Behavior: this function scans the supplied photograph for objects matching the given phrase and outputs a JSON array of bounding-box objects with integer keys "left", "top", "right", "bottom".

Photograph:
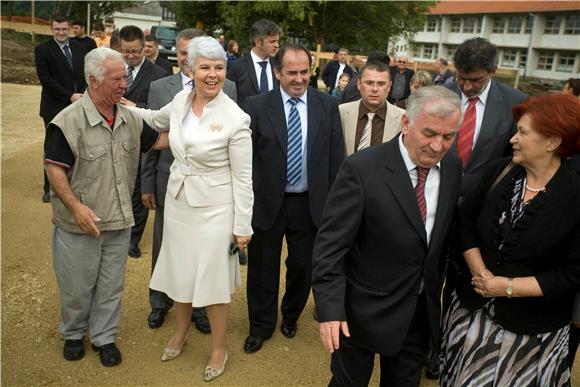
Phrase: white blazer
[
  {"left": 339, "top": 100, "right": 405, "bottom": 156},
  {"left": 134, "top": 89, "right": 253, "bottom": 237}
]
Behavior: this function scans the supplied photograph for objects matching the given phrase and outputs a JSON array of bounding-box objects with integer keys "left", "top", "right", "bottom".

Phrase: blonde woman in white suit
[{"left": 128, "top": 36, "right": 253, "bottom": 382}]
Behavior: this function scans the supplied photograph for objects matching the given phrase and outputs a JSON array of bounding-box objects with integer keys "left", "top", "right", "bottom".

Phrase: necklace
[{"left": 525, "top": 184, "right": 546, "bottom": 193}]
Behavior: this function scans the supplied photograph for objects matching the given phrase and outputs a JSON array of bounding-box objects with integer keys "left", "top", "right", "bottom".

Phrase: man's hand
[
  {"left": 319, "top": 320, "right": 350, "bottom": 353},
  {"left": 142, "top": 193, "right": 156, "bottom": 210},
  {"left": 69, "top": 93, "right": 83, "bottom": 103},
  {"left": 119, "top": 97, "right": 136, "bottom": 107},
  {"left": 71, "top": 202, "right": 101, "bottom": 237}
]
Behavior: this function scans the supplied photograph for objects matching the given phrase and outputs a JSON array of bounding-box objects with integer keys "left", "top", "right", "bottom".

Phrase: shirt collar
[
  {"left": 461, "top": 77, "right": 492, "bottom": 106},
  {"left": 398, "top": 134, "right": 441, "bottom": 173},
  {"left": 126, "top": 57, "right": 145, "bottom": 73},
  {"left": 358, "top": 100, "right": 387, "bottom": 121},
  {"left": 280, "top": 87, "right": 307, "bottom": 105},
  {"left": 54, "top": 37, "right": 69, "bottom": 49},
  {"left": 250, "top": 49, "right": 268, "bottom": 64},
  {"left": 181, "top": 72, "right": 193, "bottom": 89}
]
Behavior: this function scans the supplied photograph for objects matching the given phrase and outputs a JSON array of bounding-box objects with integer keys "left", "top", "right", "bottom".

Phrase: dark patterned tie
[
  {"left": 63, "top": 45, "right": 73, "bottom": 69},
  {"left": 126, "top": 66, "right": 134, "bottom": 90},
  {"left": 258, "top": 61, "right": 269, "bottom": 94},
  {"left": 415, "top": 167, "right": 429, "bottom": 224},
  {"left": 286, "top": 98, "right": 303, "bottom": 185}
]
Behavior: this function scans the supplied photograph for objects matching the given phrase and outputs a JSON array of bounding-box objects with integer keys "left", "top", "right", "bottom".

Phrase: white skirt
[{"left": 149, "top": 188, "right": 241, "bottom": 306}]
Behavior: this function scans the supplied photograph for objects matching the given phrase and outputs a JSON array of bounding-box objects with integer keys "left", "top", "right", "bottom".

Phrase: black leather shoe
[
  {"left": 92, "top": 343, "right": 122, "bottom": 367},
  {"left": 280, "top": 322, "right": 297, "bottom": 338},
  {"left": 128, "top": 245, "right": 141, "bottom": 258},
  {"left": 238, "top": 250, "right": 247, "bottom": 265},
  {"left": 42, "top": 192, "right": 50, "bottom": 203},
  {"left": 192, "top": 315, "right": 211, "bottom": 334},
  {"left": 244, "top": 335, "right": 268, "bottom": 353},
  {"left": 63, "top": 339, "right": 84, "bottom": 361},
  {"left": 148, "top": 308, "right": 167, "bottom": 329}
]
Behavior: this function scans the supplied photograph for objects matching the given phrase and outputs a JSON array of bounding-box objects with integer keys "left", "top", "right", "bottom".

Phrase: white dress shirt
[
  {"left": 181, "top": 72, "right": 194, "bottom": 91},
  {"left": 334, "top": 63, "right": 346, "bottom": 88},
  {"left": 250, "top": 50, "right": 274, "bottom": 92},
  {"left": 280, "top": 87, "right": 309, "bottom": 193},
  {"left": 460, "top": 78, "right": 491, "bottom": 149}
]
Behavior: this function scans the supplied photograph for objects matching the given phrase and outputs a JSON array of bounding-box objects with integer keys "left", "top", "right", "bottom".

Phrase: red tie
[
  {"left": 415, "top": 167, "right": 429, "bottom": 224},
  {"left": 457, "top": 98, "right": 478, "bottom": 168}
]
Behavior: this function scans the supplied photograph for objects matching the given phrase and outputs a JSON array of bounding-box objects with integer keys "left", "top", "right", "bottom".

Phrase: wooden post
[{"left": 31, "top": 0, "right": 35, "bottom": 44}]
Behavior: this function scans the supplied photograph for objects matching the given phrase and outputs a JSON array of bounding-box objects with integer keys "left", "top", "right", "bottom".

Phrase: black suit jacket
[
  {"left": 244, "top": 87, "right": 346, "bottom": 230},
  {"left": 152, "top": 56, "right": 173, "bottom": 76},
  {"left": 124, "top": 59, "right": 168, "bottom": 108},
  {"left": 35, "top": 38, "right": 86, "bottom": 122},
  {"left": 227, "top": 54, "right": 278, "bottom": 108},
  {"left": 312, "top": 137, "right": 462, "bottom": 355},
  {"left": 387, "top": 67, "right": 414, "bottom": 103},
  {"left": 322, "top": 60, "right": 355, "bottom": 92},
  {"left": 446, "top": 80, "right": 527, "bottom": 193}
]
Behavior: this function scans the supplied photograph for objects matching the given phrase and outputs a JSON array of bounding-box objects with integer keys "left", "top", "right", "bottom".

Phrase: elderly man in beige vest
[
  {"left": 44, "top": 47, "right": 168, "bottom": 367},
  {"left": 339, "top": 61, "right": 405, "bottom": 156}
]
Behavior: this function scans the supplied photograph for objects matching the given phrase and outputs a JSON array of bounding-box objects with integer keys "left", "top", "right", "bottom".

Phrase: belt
[
  {"left": 172, "top": 163, "right": 230, "bottom": 176},
  {"left": 284, "top": 191, "right": 308, "bottom": 197}
]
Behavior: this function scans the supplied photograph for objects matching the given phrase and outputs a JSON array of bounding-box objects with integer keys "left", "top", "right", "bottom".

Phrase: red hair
[{"left": 513, "top": 94, "right": 580, "bottom": 158}]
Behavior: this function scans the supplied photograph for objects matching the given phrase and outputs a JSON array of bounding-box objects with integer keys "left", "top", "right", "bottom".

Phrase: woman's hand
[
  {"left": 234, "top": 235, "right": 252, "bottom": 252},
  {"left": 471, "top": 272, "right": 510, "bottom": 298}
]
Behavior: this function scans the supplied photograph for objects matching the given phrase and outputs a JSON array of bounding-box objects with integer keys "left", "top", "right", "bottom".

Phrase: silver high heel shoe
[
  {"left": 203, "top": 352, "right": 228, "bottom": 382},
  {"left": 160, "top": 331, "right": 191, "bottom": 362}
]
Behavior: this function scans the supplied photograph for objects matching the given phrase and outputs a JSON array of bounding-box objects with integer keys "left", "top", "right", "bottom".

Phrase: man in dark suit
[
  {"left": 144, "top": 34, "right": 174, "bottom": 75},
  {"left": 388, "top": 55, "right": 414, "bottom": 108},
  {"left": 142, "top": 28, "right": 238, "bottom": 332},
  {"left": 35, "top": 14, "right": 87, "bottom": 203},
  {"left": 322, "top": 48, "right": 355, "bottom": 94},
  {"left": 242, "top": 44, "right": 345, "bottom": 353},
  {"left": 70, "top": 20, "right": 97, "bottom": 54},
  {"left": 227, "top": 19, "right": 281, "bottom": 108},
  {"left": 119, "top": 25, "right": 168, "bottom": 259},
  {"left": 312, "top": 86, "right": 463, "bottom": 386}
]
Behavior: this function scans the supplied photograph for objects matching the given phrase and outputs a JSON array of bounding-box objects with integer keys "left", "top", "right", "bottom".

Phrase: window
[
  {"left": 557, "top": 52, "right": 576, "bottom": 72},
  {"left": 536, "top": 51, "right": 554, "bottom": 70},
  {"left": 492, "top": 17, "right": 505, "bottom": 33},
  {"left": 446, "top": 46, "right": 457, "bottom": 61},
  {"left": 425, "top": 17, "right": 439, "bottom": 32},
  {"left": 463, "top": 17, "right": 477, "bottom": 33},
  {"left": 423, "top": 45, "right": 435, "bottom": 60},
  {"left": 525, "top": 14, "right": 534, "bottom": 34},
  {"left": 544, "top": 16, "right": 563, "bottom": 34},
  {"left": 519, "top": 52, "right": 527, "bottom": 68},
  {"left": 507, "top": 16, "right": 524, "bottom": 34},
  {"left": 450, "top": 17, "right": 461, "bottom": 32},
  {"left": 565, "top": 15, "right": 580, "bottom": 34},
  {"left": 476, "top": 17, "right": 482, "bottom": 33},
  {"left": 502, "top": 49, "right": 517, "bottom": 67}
]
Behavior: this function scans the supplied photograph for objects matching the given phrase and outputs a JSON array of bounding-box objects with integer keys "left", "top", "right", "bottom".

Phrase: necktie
[
  {"left": 457, "top": 98, "right": 478, "bottom": 168},
  {"left": 126, "top": 66, "right": 134, "bottom": 91},
  {"left": 415, "top": 167, "right": 429, "bottom": 224},
  {"left": 286, "top": 98, "right": 303, "bottom": 185},
  {"left": 258, "top": 61, "right": 269, "bottom": 94},
  {"left": 63, "top": 45, "right": 73, "bottom": 69},
  {"left": 357, "top": 112, "right": 375, "bottom": 152}
]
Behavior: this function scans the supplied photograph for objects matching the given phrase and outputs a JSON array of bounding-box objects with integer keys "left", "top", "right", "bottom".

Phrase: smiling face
[
  {"left": 71, "top": 24, "right": 84, "bottom": 38},
  {"left": 401, "top": 105, "right": 461, "bottom": 168},
  {"left": 52, "top": 21, "right": 70, "bottom": 44},
  {"left": 358, "top": 68, "right": 391, "bottom": 111},
  {"left": 188, "top": 56, "right": 226, "bottom": 99},
  {"left": 510, "top": 114, "right": 561, "bottom": 168},
  {"left": 275, "top": 49, "right": 310, "bottom": 98}
]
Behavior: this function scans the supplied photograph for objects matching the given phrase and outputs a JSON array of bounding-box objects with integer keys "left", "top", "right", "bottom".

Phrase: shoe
[
  {"left": 203, "top": 352, "right": 228, "bottom": 382},
  {"left": 161, "top": 330, "right": 191, "bottom": 362},
  {"left": 42, "top": 192, "right": 50, "bottom": 203},
  {"left": 128, "top": 244, "right": 141, "bottom": 258},
  {"left": 243, "top": 335, "right": 268, "bottom": 353},
  {"left": 238, "top": 250, "right": 247, "bottom": 265},
  {"left": 148, "top": 308, "right": 167, "bottom": 329},
  {"left": 63, "top": 339, "right": 85, "bottom": 361},
  {"left": 193, "top": 315, "right": 211, "bottom": 334},
  {"left": 280, "top": 322, "right": 297, "bottom": 338},
  {"left": 91, "top": 343, "right": 122, "bottom": 367}
]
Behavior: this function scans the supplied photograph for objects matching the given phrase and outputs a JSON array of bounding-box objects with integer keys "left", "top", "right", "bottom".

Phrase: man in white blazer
[{"left": 340, "top": 61, "right": 405, "bottom": 156}]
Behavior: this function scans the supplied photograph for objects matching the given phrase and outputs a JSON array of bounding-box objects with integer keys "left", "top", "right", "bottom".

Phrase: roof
[{"left": 429, "top": 1, "right": 580, "bottom": 15}]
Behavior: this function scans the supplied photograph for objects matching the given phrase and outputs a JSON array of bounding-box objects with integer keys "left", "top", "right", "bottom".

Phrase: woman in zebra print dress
[{"left": 440, "top": 94, "right": 580, "bottom": 387}]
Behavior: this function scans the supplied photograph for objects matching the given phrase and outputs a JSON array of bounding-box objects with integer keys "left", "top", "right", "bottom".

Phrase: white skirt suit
[{"left": 136, "top": 89, "right": 253, "bottom": 306}]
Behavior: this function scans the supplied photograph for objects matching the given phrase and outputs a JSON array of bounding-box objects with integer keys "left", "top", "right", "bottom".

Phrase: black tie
[{"left": 258, "top": 61, "right": 269, "bottom": 94}]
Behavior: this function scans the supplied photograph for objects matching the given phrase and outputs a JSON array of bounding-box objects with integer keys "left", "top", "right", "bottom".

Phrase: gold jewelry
[{"left": 506, "top": 278, "right": 513, "bottom": 298}]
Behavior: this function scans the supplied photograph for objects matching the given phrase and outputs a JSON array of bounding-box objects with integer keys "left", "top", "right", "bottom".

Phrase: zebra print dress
[{"left": 439, "top": 291, "right": 571, "bottom": 387}]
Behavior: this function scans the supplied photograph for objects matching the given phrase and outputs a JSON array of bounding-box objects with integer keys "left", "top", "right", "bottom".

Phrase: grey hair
[
  {"left": 187, "top": 36, "right": 226, "bottom": 72},
  {"left": 84, "top": 47, "right": 124, "bottom": 84},
  {"left": 407, "top": 85, "right": 462, "bottom": 125}
]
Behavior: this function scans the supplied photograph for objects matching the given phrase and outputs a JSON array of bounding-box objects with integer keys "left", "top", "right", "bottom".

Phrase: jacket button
[{"left": 496, "top": 260, "right": 501, "bottom": 267}]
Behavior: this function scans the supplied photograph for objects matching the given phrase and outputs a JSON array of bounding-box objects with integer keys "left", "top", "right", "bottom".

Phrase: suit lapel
[
  {"left": 306, "top": 88, "right": 321, "bottom": 159},
  {"left": 384, "top": 138, "right": 428, "bottom": 243},
  {"left": 269, "top": 57, "right": 279, "bottom": 89},
  {"left": 343, "top": 102, "right": 358, "bottom": 154},
  {"left": 49, "top": 39, "right": 73, "bottom": 73},
  {"left": 382, "top": 103, "right": 402, "bottom": 143},
  {"left": 428, "top": 155, "right": 454, "bottom": 251},
  {"left": 126, "top": 59, "right": 149, "bottom": 96},
  {"left": 266, "top": 89, "right": 288, "bottom": 156},
  {"left": 244, "top": 55, "right": 260, "bottom": 94},
  {"left": 168, "top": 73, "right": 183, "bottom": 95}
]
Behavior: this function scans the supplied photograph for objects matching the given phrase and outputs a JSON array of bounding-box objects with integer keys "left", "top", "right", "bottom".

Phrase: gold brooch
[{"left": 210, "top": 123, "right": 223, "bottom": 132}]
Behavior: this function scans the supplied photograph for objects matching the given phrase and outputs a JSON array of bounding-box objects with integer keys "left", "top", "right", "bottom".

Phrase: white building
[
  {"left": 111, "top": 1, "right": 176, "bottom": 32},
  {"left": 391, "top": 1, "right": 580, "bottom": 81}
]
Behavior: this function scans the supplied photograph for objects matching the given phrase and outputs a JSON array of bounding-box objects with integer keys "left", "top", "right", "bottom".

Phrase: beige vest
[{"left": 49, "top": 92, "right": 144, "bottom": 233}]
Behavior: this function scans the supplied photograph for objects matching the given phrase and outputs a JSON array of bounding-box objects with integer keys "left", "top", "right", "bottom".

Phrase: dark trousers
[
  {"left": 130, "top": 160, "right": 148, "bottom": 248},
  {"left": 329, "top": 295, "right": 429, "bottom": 387},
  {"left": 247, "top": 193, "right": 316, "bottom": 337},
  {"left": 42, "top": 117, "right": 51, "bottom": 193}
]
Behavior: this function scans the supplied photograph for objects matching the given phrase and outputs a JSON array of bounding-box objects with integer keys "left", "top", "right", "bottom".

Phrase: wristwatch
[{"left": 506, "top": 278, "right": 513, "bottom": 298}]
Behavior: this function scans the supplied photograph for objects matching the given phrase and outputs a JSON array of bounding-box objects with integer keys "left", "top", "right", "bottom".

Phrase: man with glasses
[
  {"left": 387, "top": 55, "right": 414, "bottom": 109},
  {"left": 118, "top": 25, "right": 168, "bottom": 259}
]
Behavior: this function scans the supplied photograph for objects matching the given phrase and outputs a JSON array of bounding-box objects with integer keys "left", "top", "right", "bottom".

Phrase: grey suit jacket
[
  {"left": 141, "top": 73, "right": 237, "bottom": 205},
  {"left": 446, "top": 79, "right": 527, "bottom": 193}
]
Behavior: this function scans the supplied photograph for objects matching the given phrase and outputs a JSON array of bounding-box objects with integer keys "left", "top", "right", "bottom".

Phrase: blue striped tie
[
  {"left": 63, "top": 45, "right": 73, "bottom": 69},
  {"left": 287, "top": 98, "right": 302, "bottom": 185}
]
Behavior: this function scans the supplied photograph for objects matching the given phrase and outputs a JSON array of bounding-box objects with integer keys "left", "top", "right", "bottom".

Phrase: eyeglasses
[
  {"left": 121, "top": 47, "right": 143, "bottom": 55},
  {"left": 398, "top": 61, "right": 407, "bottom": 64}
]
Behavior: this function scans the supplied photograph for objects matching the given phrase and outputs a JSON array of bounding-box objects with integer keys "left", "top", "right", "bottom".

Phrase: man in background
[
  {"left": 432, "top": 57, "right": 453, "bottom": 86},
  {"left": 70, "top": 20, "right": 97, "bottom": 54},
  {"left": 144, "top": 34, "right": 174, "bottom": 75},
  {"left": 388, "top": 55, "right": 414, "bottom": 108},
  {"left": 322, "top": 48, "right": 354, "bottom": 94}
]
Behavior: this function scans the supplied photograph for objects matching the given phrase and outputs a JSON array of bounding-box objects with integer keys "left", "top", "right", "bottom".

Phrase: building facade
[{"left": 391, "top": 1, "right": 580, "bottom": 81}]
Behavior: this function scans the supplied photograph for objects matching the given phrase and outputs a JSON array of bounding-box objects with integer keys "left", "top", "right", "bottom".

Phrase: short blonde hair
[{"left": 411, "top": 70, "right": 432, "bottom": 90}]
